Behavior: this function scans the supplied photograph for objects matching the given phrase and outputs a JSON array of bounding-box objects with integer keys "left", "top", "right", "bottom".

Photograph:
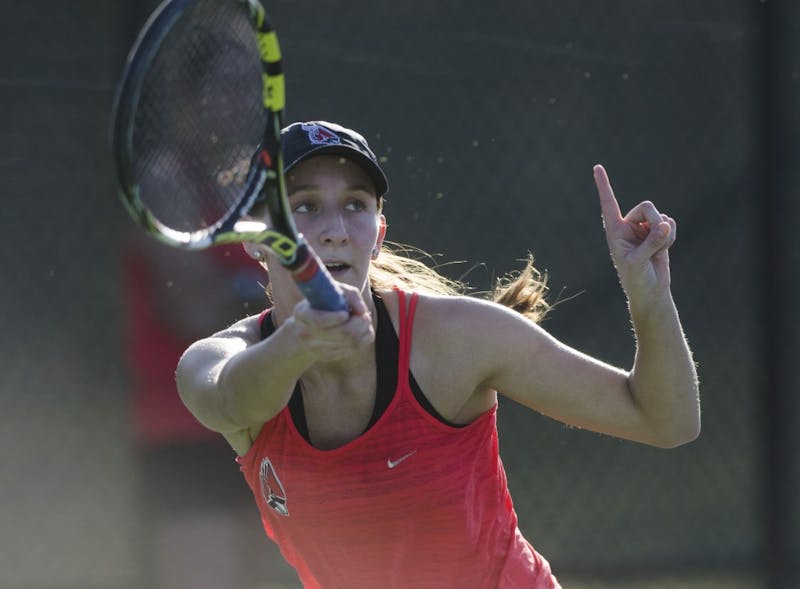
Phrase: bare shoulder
[
  {"left": 416, "top": 292, "right": 548, "bottom": 347},
  {"left": 181, "top": 313, "right": 262, "bottom": 358},
  {"left": 176, "top": 313, "right": 263, "bottom": 388},
  {"left": 174, "top": 312, "right": 268, "bottom": 447},
  {"left": 376, "top": 289, "right": 546, "bottom": 346},
  {"left": 377, "top": 290, "right": 552, "bottom": 418}
]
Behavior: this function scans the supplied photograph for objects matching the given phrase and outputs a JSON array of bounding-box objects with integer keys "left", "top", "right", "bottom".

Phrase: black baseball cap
[{"left": 281, "top": 121, "right": 389, "bottom": 197}]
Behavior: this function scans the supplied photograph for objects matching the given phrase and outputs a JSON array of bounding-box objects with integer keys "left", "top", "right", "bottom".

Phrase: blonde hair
[{"left": 370, "top": 243, "right": 550, "bottom": 324}]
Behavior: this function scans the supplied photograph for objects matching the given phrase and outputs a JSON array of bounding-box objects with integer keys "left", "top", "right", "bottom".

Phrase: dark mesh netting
[{"left": 127, "top": 0, "right": 265, "bottom": 230}]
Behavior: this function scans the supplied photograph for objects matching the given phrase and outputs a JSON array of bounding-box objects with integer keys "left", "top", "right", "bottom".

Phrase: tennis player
[{"left": 176, "top": 121, "right": 700, "bottom": 588}]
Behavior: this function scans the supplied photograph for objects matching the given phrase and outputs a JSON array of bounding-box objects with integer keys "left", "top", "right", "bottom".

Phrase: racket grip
[{"left": 290, "top": 243, "right": 348, "bottom": 311}]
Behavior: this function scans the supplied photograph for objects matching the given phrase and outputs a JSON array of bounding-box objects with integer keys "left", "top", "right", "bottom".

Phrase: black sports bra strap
[{"left": 259, "top": 292, "right": 460, "bottom": 446}]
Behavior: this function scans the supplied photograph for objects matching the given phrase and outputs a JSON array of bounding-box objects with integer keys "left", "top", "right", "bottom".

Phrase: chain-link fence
[{"left": 1, "top": 1, "right": 797, "bottom": 588}]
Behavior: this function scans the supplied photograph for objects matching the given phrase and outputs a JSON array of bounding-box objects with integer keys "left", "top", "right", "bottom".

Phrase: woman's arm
[
  {"left": 175, "top": 286, "right": 374, "bottom": 437},
  {"left": 414, "top": 166, "right": 699, "bottom": 448},
  {"left": 175, "top": 314, "right": 309, "bottom": 435},
  {"left": 592, "top": 164, "right": 699, "bottom": 446},
  {"left": 415, "top": 295, "right": 697, "bottom": 448}
]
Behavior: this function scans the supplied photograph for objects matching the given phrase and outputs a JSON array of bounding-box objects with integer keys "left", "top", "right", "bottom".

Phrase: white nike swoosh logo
[{"left": 387, "top": 450, "right": 417, "bottom": 469}]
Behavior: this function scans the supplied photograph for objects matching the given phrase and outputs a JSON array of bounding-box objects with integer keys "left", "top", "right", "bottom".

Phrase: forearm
[
  {"left": 217, "top": 319, "right": 314, "bottom": 428},
  {"left": 627, "top": 291, "right": 700, "bottom": 447},
  {"left": 177, "top": 317, "right": 314, "bottom": 434}
]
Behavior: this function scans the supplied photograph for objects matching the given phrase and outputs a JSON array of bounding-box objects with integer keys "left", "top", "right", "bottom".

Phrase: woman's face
[{"left": 270, "top": 154, "right": 385, "bottom": 300}]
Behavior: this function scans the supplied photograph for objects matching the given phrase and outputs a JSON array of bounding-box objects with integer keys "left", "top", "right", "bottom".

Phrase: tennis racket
[{"left": 111, "top": 0, "right": 347, "bottom": 311}]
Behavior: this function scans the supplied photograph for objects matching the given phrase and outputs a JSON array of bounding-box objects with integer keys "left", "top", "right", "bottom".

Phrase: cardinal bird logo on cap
[{"left": 302, "top": 123, "right": 341, "bottom": 146}]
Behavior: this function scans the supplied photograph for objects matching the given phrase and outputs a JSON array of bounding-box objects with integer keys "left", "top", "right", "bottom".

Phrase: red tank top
[{"left": 237, "top": 291, "right": 560, "bottom": 588}]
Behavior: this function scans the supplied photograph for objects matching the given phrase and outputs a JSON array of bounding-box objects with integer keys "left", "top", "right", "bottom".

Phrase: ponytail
[
  {"left": 369, "top": 244, "right": 549, "bottom": 324},
  {"left": 488, "top": 253, "right": 550, "bottom": 323}
]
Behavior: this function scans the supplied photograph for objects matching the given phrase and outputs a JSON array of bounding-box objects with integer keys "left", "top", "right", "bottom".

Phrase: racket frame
[{"left": 111, "top": 0, "right": 347, "bottom": 310}]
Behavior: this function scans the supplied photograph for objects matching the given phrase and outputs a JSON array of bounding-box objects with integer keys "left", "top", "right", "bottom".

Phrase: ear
[{"left": 373, "top": 215, "right": 387, "bottom": 257}]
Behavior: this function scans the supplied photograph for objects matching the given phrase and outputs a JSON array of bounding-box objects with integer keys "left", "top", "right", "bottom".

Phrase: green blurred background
[{"left": 1, "top": 1, "right": 798, "bottom": 588}]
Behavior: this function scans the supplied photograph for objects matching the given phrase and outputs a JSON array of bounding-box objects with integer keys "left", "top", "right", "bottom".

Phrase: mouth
[{"left": 324, "top": 262, "right": 351, "bottom": 275}]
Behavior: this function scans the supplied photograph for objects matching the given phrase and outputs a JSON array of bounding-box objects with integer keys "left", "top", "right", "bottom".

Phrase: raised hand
[{"left": 593, "top": 164, "right": 676, "bottom": 301}]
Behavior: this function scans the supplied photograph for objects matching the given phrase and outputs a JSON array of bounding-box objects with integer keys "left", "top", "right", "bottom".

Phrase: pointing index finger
[{"left": 594, "top": 164, "right": 622, "bottom": 223}]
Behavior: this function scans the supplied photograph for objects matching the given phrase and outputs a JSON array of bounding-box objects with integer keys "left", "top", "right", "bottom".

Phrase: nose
[{"left": 318, "top": 210, "right": 348, "bottom": 246}]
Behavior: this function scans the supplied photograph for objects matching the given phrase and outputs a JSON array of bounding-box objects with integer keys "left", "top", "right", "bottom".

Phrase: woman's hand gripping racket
[{"left": 111, "top": 0, "right": 347, "bottom": 311}]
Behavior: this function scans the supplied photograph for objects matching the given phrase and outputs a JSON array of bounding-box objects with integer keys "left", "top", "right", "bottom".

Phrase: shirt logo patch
[
  {"left": 387, "top": 450, "right": 417, "bottom": 469},
  {"left": 259, "top": 457, "right": 289, "bottom": 516}
]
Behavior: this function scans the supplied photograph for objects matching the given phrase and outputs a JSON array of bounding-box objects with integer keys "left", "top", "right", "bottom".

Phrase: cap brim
[{"left": 284, "top": 145, "right": 388, "bottom": 197}]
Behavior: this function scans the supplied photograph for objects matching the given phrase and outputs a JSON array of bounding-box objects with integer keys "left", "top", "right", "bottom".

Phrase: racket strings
[{"left": 131, "top": 0, "right": 265, "bottom": 232}]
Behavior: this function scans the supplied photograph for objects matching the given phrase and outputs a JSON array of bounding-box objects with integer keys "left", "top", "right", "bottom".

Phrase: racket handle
[{"left": 290, "top": 241, "right": 348, "bottom": 311}]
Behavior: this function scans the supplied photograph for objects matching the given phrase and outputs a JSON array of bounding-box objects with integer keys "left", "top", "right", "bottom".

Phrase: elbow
[
  {"left": 635, "top": 379, "right": 701, "bottom": 449},
  {"left": 650, "top": 416, "right": 701, "bottom": 449},
  {"left": 653, "top": 429, "right": 700, "bottom": 449}
]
